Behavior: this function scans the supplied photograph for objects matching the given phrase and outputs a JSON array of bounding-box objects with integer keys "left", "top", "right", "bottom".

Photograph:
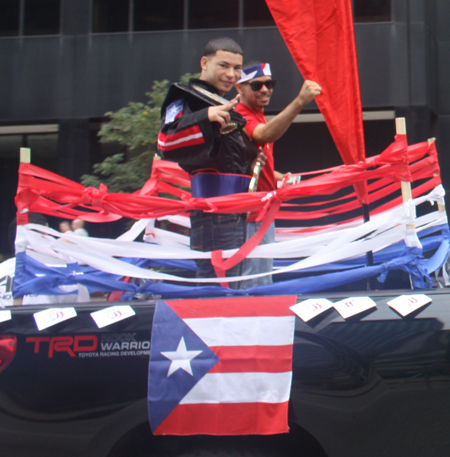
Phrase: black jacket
[{"left": 157, "top": 79, "right": 257, "bottom": 175}]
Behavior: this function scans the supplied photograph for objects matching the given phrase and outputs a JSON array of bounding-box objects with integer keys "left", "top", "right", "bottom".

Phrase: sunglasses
[{"left": 242, "top": 79, "right": 277, "bottom": 91}]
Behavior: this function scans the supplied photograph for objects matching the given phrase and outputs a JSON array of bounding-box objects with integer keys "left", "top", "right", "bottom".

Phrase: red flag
[{"left": 265, "top": 0, "right": 367, "bottom": 201}]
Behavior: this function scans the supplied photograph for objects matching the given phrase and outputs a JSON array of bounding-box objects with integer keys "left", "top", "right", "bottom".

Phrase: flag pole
[
  {"left": 20, "top": 147, "right": 30, "bottom": 164},
  {"left": 396, "top": 117, "right": 421, "bottom": 290},
  {"left": 15, "top": 148, "right": 31, "bottom": 305},
  {"left": 428, "top": 137, "right": 446, "bottom": 214},
  {"left": 396, "top": 118, "right": 416, "bottom": 233},
  {"left": 363, "top": 203, "right": 374, "bottom": 290},
  {"left": 18, "top": 147, "right": 31, "bottom": 226},
  {"left": 429, "top": 136, "right": 450, "bottom": 286}
]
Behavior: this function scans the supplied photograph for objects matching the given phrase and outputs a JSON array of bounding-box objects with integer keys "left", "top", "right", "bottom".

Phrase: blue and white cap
[{"left": 237, "top": 63, "right": 272, "bottom": 83}]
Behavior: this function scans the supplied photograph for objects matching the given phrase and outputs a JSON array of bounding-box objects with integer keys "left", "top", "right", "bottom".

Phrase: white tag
[
  {"left": 0, "top": 310, "right": 12, "bottom": 323},
  {"left": 333, "top": 296, "right": 377, "bottom": 319},
  {"left": 90, "top": 305, "right": 136, "bottom": 328},
  {"left": 290, "top": 298, "right": 334, "bottom": 322},
  {"left": 0, "top": 258, "right": 15, "bottom": 308},
  {"left": 33, "top": 307, "right": 77, "bottom": 331},
  {"left": 0, "top": 293, "right": 13, "bottom": 308},
  {"left": 387, "top": 294, "right": 432, "bottom": 316}
]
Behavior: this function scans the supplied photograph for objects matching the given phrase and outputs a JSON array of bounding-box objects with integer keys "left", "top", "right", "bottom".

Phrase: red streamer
[{"left": 15, "top": 136, "right": 441, "bottom": 277}]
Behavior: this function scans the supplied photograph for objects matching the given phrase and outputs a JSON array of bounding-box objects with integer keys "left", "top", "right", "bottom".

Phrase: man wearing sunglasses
[{"left": 235, "top": 62, "right": 321, "bottom": 287}]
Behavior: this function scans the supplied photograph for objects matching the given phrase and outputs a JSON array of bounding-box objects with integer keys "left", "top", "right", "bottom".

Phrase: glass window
[
  {"left": 0, "top": 0, "right": 20, "bottom": 37},
  {"left": 0, "top": 133, "right": 58, "bottom": 159},
  {"left": 243, "top": 0, "right": 275, "bottom": 27},
  {"left": 93, "top": 0, "right": 129, "bottom": 33},
  {"left": 354, "top": 0, "right": 391, "bottom": 23},
  {"left": 134, "top": 0, "right": 183, "bottom": 31},
  {"left": 188, "top": 0, "right": 239, "bottom": 29},
  {"left": 27, "top": 134, "right": 58, "bottom": 158},
  {"left": 23, "top": 0, "right": 60, "bottom": 36},
  {"left": 0, "top": 132, "right": 59, "bottom": 258},
  {"left": 0, "top": 135, "right": 23, "bottom": 159}
]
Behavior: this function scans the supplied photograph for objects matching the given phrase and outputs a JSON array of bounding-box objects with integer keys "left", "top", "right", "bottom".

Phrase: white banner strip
[
  {"left": 15, "top": 186, "right": 448, "bottom": 284},
  {"left": 387, "top": 294, "right": 432, "bottom": 316},
  {"left": 290, "top": 298, "right": 334, "bottom": 322},
  {"left": 180, "top": 372, "right": 292, "bottom": 404},
  {"left": 184, "top": 316, "right": 295, "bottom": 347},
  {"left": 0, "top": 310, "right": 12, "bottom": 322},
  {"left": 91, "top": 305, "right": 136, "bottom": 328},
  {"left": 333, "top": 296, "right": 377, "bottom": 319},
  {"left": 33, "top": 307, "right": 77, "bottom": 331}
]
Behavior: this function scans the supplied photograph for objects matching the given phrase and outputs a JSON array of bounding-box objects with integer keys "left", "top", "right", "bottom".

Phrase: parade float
[
  {"left": 3, "top": 115, "right": 447, "bottom": 305},
  {"left": 2, "top": 0, "right": 449, "bottom": 304}
]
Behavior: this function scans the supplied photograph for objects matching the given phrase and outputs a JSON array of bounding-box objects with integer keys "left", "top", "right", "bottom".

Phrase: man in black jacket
[{"left": 157, "top": 37, "right": 258, "bottom": 288}]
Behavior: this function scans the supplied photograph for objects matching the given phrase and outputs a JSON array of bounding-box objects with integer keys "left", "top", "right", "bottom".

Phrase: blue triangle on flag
[{"left": 148, "top": 300, "right": 219, "bottom": 432}]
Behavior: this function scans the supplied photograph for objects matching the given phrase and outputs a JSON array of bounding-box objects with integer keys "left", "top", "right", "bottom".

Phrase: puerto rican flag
[
  {"left": 158, "top": 98, "right": 205, "bottom": 152},
  {"left": 164, "top": 99, "right": 184, "bottom": 123},
  {"left": 148, "top": 296, "right": 297, "bottom": 436}
]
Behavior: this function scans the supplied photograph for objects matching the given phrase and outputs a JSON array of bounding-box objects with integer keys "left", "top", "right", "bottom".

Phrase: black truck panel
[{"left": 1, "top": 290, "right": 450, "bottom": 457}]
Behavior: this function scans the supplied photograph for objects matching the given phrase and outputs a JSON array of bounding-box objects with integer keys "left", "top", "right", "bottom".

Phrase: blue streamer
[{"left": 14, "top": 223, "right": 449, "bottom": 299}]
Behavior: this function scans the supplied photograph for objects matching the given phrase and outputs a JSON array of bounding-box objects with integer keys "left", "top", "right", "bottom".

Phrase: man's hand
[
  {"left": 208, "top": 95, "right": 240, "bottom": 129},
  {"left": 276, "top": 172, "right": 301, "bottom": 188},
  {"left": 248, "top": 148, "right": 267, "bottom": 193},
  {"left": 297, "top": 80, "right": 322, "bottom": 107},
  {"left": 251, "top": 148, "right": 267, "bottom": 172}
]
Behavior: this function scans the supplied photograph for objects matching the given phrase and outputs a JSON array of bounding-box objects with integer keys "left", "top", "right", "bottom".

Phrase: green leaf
[{"left": 81, "top": 73, "right": 198, "bottom": 192}]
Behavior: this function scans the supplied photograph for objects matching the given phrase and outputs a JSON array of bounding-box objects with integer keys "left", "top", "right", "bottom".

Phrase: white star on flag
[
  {"left": 161, "top": 337, "right": 202, "bottom": 377},
  {"left": 167, "top": 105, "right": 178, "bottom": 115}
]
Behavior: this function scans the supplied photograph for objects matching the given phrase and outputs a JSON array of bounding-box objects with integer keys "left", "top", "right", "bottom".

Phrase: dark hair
[
  {"left": 242, "top": 60, "right": 263, "bottom": 69},
  {"left": 204, "top": 37, "right": 243, "bottom": 57}
]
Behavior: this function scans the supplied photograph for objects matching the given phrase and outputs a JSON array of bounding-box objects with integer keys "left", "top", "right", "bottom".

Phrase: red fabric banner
[
  {"left": 265, "top": 0, "right": 366, "bottom": 200},
  {"left": 15, "top": 136, "right": 422, "bottom": 226},
  {"left": 15, "top": 138, "right": 441, "bottom": 276}
]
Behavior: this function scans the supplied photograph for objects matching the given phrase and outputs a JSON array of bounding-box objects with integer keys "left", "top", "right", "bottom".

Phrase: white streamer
[{"left": 15, "top": 186, "right": 448, "bottom": 284}]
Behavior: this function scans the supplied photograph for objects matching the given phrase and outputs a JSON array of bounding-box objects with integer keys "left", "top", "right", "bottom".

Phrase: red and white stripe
[
  {"left": 158, "top": 126, "right": 204, "bottom": 152},
  {"left": 157, "top": 296, "right": 297, "bottom": 435}
]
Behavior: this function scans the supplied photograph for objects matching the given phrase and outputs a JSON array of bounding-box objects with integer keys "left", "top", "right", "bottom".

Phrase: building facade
[{"left": 0, "top": 0, "right": 449, "bottom": 255}]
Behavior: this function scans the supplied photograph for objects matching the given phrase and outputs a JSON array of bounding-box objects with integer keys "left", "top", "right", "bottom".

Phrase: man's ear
[{"left": 200, "top": 56, "right": 208, "bottom": 72}]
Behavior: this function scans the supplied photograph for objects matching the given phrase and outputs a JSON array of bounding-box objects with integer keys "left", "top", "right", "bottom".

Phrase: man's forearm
[
  {"left": 252, "top": 98, "right": 305, "bottom": 144},
  {"left": 252, "top": 79, "right": 321, "bottom": 144},
  {"left": 274, "top": 170, "right": 284, "bottom": 182}
]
